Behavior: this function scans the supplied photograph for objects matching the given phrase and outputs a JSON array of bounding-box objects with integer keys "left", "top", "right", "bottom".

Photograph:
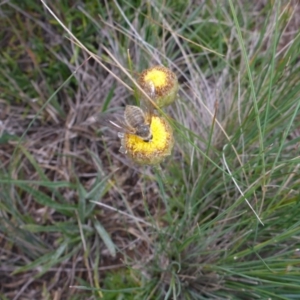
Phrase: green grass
[{"left": 1, "top": 0, "right": 300, "bottom": 299}]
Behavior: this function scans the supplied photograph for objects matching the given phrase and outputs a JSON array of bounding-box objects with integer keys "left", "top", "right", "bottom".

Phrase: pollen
[
  {"left": 138, "top": 66, "right": 178, "bottom": 108},
  {"left": 144, "top": 67, "right": 167, "bottom": 88},
  {"left": 120, "top": 115, "right": 174, "bottom": 165}
]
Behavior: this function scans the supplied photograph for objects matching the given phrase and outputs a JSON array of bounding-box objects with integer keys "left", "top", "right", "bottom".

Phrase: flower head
[
  {"left": 120, "top": 115, "right": 174, "bottom": 165},
  {"left": 138, "top": 65, "right": 178, "bottom": 108}
]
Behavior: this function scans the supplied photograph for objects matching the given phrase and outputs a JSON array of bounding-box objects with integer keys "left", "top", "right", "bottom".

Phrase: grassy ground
[{"left": 1, "top": 0, "right": 300, "bottom": 299}]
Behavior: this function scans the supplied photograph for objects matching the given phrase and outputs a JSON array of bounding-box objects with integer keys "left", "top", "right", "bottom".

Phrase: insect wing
[
  {"left": 124, "top": 105, "right": 146, "bottom": 128},
  {"left": 104, "top": 117, "right": 134, "bottom": 135},
  {"left": 88, "top": 110, "right": 134, "bottom": 135},
  {"left": 140, "top": 98, "right": 154, "bottom": 125},
  {"left": 143, "top": 80, "right": 156, "bottom": 99}
]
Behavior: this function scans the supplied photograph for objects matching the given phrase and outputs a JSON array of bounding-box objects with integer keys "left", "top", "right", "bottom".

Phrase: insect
[
  {"left": 143, "top": 80, "right": 156, "bottom": 99},
  {"left": 109, "top": 104, "right": 153, "bottom": 142}
]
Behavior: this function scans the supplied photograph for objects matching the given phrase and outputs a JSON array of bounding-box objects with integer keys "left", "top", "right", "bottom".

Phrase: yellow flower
[
  {"left": 138, "top": 65, "right": 178, "bottom": 108},
  {"left": 120, "top": 115, "right": 174, "bottom": 165}
]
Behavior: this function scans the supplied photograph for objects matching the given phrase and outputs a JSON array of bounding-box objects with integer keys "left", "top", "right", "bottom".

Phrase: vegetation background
[{"left": 1, "top": 0, "right": 300, "bottom": 299}]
